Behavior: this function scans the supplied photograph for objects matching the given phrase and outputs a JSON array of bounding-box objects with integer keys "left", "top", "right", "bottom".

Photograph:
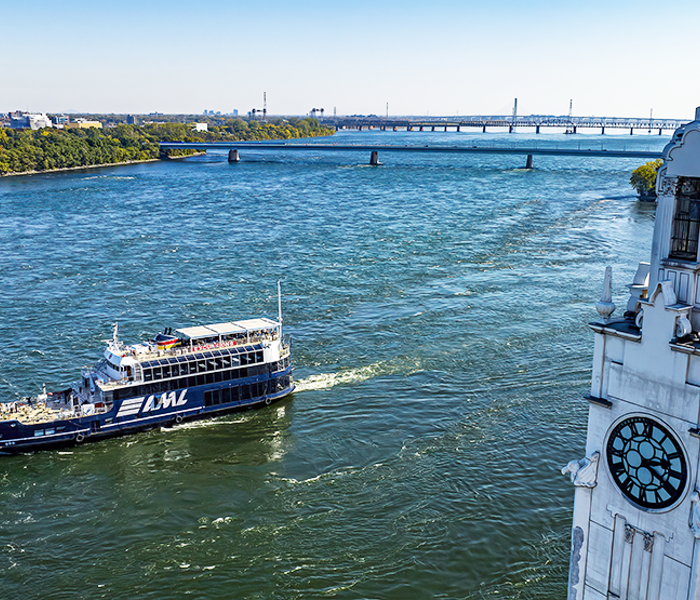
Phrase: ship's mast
[{"left": 277, "top": 281, "right": 283, "bottom": 338}]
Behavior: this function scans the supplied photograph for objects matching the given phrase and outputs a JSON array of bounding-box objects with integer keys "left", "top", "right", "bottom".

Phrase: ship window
[
  {"left": 162, "top": 365, "right": 171, "bottom": 379},
  {"left": 170, "top": 364, "right": 179, "bottom": 377},
  {"left": 204, "top": 390, "right": 217, "bottom": 406},
  {"left": 256, "top": 351, "right": 263, "bottom": 363},
  {"left": 153, "top": 367, "right": 162, "bottom": 380},
  {"left": 197, "top": 375, "right": 206, "bottom": 386},
  {"left": 179, "top": 362, "right": 189, "bottom": 375},
  {"left": 144, "top": 369, "right": 153, "bottom": 382},
  {"left": 671, "top": 177, "right": 700, "bottom": 260},
  {"left": 206, "top": 373, "right": 214, "bottom": 385},
  {"left": 197, "top": 360, "right": 206, "bottom": 373}
]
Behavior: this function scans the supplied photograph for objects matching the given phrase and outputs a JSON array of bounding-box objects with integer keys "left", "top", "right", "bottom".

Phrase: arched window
[{"left": 670, "top": 177, "right": 700, "bottom": 260}]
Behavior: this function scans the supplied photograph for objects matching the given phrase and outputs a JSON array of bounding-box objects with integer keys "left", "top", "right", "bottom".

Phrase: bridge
[
  {"left": 322, "top": 115, "right": 686, "bottom": 135},
  {"left": 159, "top": 141, "right": 664, "bottom": 169}
]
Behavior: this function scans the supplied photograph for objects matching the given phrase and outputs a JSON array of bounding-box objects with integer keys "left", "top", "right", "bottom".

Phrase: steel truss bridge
[{"left": 323, "top": 115, "right": 686, "bottom": 135}]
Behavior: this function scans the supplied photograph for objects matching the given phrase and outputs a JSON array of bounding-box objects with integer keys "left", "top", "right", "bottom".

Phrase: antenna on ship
[
  {"left": 112, "top": 322, "right": 119, "bottom": 345},
  {"left": 277, "top": 281, "right": 283, "bottom": 333}
]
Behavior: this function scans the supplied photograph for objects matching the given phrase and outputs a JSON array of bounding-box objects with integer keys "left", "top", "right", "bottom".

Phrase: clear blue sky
[{"left": 4, "top": 0, "right": 700, "bottom": 119}]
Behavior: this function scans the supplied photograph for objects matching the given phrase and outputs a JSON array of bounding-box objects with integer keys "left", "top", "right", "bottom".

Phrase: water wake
[{"left": 295, "top": 358, "right": 422, "bottom": 392}]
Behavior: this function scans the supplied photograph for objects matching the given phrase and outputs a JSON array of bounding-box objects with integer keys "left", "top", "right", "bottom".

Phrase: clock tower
[{"left": 565, "top": 107, "right": 700, "bottom": 600}]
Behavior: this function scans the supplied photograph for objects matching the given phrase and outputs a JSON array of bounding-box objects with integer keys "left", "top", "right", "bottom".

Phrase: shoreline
[
  {"left": 0, "top": 158, "right": 162, "bottom": 178},
  {"left": 0, "top": 152, "right": 208, "bottom": 178}
]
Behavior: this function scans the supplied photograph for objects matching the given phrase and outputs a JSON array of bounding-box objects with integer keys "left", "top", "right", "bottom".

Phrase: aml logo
[
  {"left": 117, "top": 389, "right": 188, "bottom": 418},
  {"left": 142, "top": 389, "right": 188, "bottom": 412}
]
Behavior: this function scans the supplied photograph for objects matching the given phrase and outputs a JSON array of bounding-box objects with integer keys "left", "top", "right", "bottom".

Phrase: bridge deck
[{"left": 160, "top": 141, "right": 663, "bottom": 160}]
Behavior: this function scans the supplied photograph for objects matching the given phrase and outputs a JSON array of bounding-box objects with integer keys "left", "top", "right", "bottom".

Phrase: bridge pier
[
  {"left": 601, "top": 126, "right": 605, "bottom": 135},
  {"left": 630, "top": 127, "right": 634, "bottom": 135},
  {"left": 457, "top": 125, "right": 461, "bottom": 132},
  {"left": 536, "top": 125, "right": 540, "bottom": 134},
  {"left": 659, "top": 128, "right": 663, "bottom": 135},
  {"left": 482, "top": 125, "right": 487, "bottom": 133},
  {"left": 370, "top": 151, "right": 380, "bottom": 166},
  {"left": 432, "top": 126, "right": 436, "bottom": 132},
  {"left": 228, "top": 149, "right": 240, "bottom": 163},
  {"left": 509, "top": 125, "right": 514, "bottom": 133},
  {"left": 525, "top": 154, "right": 533, "bottom": 169}
]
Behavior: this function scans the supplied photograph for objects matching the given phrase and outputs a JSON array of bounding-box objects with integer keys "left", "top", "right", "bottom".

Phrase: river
[{"left": 0, "top": 129, "right": 667, "bottom": 599}]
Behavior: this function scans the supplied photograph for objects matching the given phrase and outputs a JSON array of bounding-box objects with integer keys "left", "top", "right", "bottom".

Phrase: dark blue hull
[{"left": 0, "top": 368, "right": 294, "bottom": 454}]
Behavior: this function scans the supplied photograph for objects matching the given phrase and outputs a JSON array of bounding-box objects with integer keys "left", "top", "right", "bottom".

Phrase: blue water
[{"left": 0, "top": 130, "right": 665, "bottom": 599}]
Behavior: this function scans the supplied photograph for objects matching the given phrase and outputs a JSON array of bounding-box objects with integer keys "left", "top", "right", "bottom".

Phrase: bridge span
[
  {"left": 159, "top": 141, "right": 663, "bottom": 169},
  {"left": 323, "top": 115, "right": 685, "bottom": 135}
]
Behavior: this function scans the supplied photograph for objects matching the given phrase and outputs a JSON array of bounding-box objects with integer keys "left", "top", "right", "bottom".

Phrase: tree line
[{"left": 0, "top": 118, "right": 335, "bottom": 175}]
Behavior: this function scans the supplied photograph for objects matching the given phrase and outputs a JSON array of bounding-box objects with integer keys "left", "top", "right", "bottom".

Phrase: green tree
[
  {"left": 630, "top": 159, "right": 663, "bottom": 199},
  {"left": 0, "top": 118, "right": 335, "bottom": 175}
]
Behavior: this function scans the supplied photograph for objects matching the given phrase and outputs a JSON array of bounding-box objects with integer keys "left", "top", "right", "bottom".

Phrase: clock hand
[{"left": 640, "top": 457, "right": 678, "bottom": 495}]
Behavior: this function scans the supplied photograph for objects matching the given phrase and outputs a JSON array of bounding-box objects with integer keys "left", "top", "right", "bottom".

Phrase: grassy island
[{"left": 0, "top": 118, "right": 334, "bottom": 176}]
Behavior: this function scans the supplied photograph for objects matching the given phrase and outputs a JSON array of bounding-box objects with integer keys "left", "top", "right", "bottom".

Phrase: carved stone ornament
[
  {"left": 690, "top": 491, "right": 700, "bottom": 539},
  {"left": 561, "top": 451, "right": 601, "bottom": 488},
  {"left": 676, "top": 316, "right": 693, "bottom": 338},
  {"left": 658, "top": 280, "right": 678, "bottom": 307},
  {"left": 658, "top": 175, "right": 679, "bottom": 197}
]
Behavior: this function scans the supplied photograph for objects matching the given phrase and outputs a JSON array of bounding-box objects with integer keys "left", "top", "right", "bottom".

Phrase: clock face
[{"left": 606, "top": 416, "right": 688, "bottom": 510}]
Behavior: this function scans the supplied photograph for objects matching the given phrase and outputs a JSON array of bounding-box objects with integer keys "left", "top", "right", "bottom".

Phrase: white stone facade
[{"left": 566, "top": 108, "right": 700, "bottom": 600}]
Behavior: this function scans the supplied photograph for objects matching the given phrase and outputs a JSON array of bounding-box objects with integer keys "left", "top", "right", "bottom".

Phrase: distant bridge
[
  {"left": 160, "top": 141, "right": 664, "bottom": 169},
  {"left": 322, "top": 115, "right": 686, "bottom": 135}
]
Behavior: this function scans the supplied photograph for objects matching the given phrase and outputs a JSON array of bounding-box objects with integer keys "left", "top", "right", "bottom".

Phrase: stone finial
[{"left": 596, "top": 267, "right": 616, "bottom": 321}]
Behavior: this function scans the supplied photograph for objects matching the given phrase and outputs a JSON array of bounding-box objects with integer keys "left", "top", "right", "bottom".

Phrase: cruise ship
[{"left": 0, "top": 301, "right": 294, "bottom": 453}]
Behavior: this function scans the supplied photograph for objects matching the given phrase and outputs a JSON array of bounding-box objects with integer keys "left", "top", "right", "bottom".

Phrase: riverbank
[{"left": 0, "top": 158, "right": 161, "bottom": 177}]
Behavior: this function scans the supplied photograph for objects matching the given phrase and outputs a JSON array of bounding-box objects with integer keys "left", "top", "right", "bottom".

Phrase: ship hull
[{"left": 0, "top": 369, "right": 294, "bottom": 454}]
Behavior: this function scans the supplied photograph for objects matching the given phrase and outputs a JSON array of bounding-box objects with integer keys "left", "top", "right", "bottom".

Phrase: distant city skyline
[{"left": 4, "top": 0, "right": 700, "bottom": 120}]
